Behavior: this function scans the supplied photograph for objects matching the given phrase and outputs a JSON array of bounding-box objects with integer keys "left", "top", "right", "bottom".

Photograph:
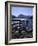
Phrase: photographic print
[
  {"left": 11, "top": 6, "right": 33, "bottom": 39},
  {"left": 5, "top": 1, "right": 37, "bottom": 45}
]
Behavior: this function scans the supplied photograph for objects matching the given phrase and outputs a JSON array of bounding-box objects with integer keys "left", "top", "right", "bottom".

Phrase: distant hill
[
  {"left": 18, "top": 14, "right": 26, "bottom": 18},
  {"left": 12, "top": 15, "right": 16, "bottom": 18},
  {"left": 18, "top": 14, "right": 33, "bottom": 19},
  {"left": 12, "top": 14, "right": 33, "bottom": 19}
]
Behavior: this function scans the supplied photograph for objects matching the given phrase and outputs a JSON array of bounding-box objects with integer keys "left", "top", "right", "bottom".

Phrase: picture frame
[{"left": 5, "top": 1, "right": 37, "bottom": 45}]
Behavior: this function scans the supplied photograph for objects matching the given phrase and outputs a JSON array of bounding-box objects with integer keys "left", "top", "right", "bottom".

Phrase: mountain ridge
[{"left": 12, "top": 14, "right": 33, "bottom": 19}]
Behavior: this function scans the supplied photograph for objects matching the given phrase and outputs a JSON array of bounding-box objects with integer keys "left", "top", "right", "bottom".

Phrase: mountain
[
  {"left": 12, "top": 14, "right": 33, "bottom": 19},
  {"left": 18, "top": 14, "right": 26, "bottom": 18},
  {"left": 12, "top": 15, "right": 16, "bottom": 18},
  {"left": 18, "top": 14, "right": 33, "bottom": 19}
]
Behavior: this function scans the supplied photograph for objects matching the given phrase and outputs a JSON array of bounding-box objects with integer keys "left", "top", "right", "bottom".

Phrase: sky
[{"left": 11, "top": 6, "right": 32, "bottom": 17}]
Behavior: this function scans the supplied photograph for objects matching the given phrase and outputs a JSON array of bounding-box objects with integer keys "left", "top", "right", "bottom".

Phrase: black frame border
[{"left": 5, "top": 1, "right": 37, "bottom": 45}]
